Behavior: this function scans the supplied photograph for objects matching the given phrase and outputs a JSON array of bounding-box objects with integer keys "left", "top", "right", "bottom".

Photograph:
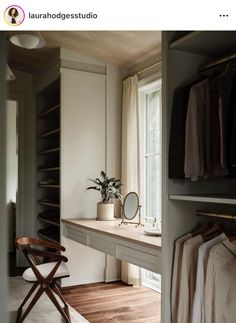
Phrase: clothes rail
[
  {"left": 198, "top": 52, "right": 236, "bottom": 72},
  {"left": 196, "top": 210, "right": 236, "bottom": 220}
]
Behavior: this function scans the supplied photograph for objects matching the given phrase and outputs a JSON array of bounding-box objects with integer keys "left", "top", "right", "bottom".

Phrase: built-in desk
[{"left": 62, "top": 219, "right": 161, "bottom": 274}]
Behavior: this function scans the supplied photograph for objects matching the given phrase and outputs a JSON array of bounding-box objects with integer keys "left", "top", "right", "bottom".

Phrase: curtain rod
[
  {"left": 136, "top": 60, "right": 162, "bottom": 75},
  {"left": 198, "top": 53, "right": 236, "bottom": 72},
  {"left": 124, "top": 60, "right": 162, "bottom": 80}
]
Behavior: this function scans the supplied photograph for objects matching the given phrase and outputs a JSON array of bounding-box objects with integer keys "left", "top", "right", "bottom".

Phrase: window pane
[
  {"left": 146, "top": 90, "right": 160, "bottom": 155},
  {"left": 145, "top": 155, "right": 161, "bottom": 223}
]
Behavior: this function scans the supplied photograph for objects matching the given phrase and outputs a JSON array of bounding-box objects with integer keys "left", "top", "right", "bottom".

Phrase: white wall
[
  {"left": 61, "top": 68, "right": 107, "bottom": 286},
  {"left": 60, "top": 49, "right": 124, "bottom": 286}
]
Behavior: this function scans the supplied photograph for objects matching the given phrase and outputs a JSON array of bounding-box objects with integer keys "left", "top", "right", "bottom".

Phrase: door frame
[
  {"left": 7, "top": 93, "right": 26, "bottom": 267},
  {"left": 0, "top": 32, "right": 8, "bottom": 323}
]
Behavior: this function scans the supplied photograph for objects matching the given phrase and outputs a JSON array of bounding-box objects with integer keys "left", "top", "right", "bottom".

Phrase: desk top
[{"left": 62, "top": 219, "right": 161, "bottom": 251}]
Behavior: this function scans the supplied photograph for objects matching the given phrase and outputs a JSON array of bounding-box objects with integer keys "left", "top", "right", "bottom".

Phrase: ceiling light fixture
[{"left": 9, "top": 32, "right": 46, "bottom": 49}]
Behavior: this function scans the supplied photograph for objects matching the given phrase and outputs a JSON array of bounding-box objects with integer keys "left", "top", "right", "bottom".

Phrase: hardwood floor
[{"left": 62, "top": 281, "right": 161, "bottom": 323}]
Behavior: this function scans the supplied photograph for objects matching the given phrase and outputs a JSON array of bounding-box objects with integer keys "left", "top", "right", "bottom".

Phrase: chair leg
[
  {"left": 52, "top": 283, "right": 70, "bottom": 321},
  {"left": 45, "top": 286, "right": 71, "bottom": 323},
  {"left": 16, "top": 286, "right": 44, "bottom": 323},
  {"left": 52, "top": 283, "right": 67, "bottom": 306},
  {"left": 16, "top": 282, "right": 39, "bottom": 323}
]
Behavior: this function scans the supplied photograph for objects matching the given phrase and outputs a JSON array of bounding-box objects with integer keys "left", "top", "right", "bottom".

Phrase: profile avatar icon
[
  {"left": 8, "top": 7, "right": 19, "bottom": 24},
  {"left": 4, "top": 5, "right": 25, "bottom": 26}
]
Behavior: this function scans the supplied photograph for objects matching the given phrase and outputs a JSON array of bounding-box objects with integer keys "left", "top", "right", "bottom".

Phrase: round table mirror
[{"left": 123, "top": 192, "right": 139, "bottom": 220}]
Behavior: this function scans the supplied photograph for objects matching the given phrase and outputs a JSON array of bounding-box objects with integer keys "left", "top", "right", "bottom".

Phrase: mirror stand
[{"left": 119, "top": 205, "right": 143, "bottom": 227}]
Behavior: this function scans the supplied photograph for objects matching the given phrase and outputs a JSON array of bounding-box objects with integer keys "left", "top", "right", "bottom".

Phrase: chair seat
[{"left": 23, "top": 262, "right": 69, "bottom": 282}]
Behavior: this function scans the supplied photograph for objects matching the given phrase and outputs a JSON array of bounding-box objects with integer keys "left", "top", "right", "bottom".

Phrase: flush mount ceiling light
[{"left": 9, "top": 32, "right": 46, "bottom": 49}]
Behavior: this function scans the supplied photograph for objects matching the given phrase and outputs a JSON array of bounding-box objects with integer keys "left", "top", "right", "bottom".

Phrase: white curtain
[{"left": 121, "top": 75, "right": 141, "bottom": 286}]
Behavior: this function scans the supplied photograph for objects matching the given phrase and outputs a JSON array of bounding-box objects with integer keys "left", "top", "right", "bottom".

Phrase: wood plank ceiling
[{"left": 7, "top": 31, "right": 161, "bottom": 73}]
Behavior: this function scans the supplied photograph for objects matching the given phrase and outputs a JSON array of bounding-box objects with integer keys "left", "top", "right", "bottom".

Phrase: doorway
[{"left": 6, "top": 100, "right": 23, "bottom": 276}]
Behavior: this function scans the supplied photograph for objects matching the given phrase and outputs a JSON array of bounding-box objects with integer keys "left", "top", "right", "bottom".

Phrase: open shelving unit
[{"left": 35, "top": 78, "right": 61, "bottom": 243}]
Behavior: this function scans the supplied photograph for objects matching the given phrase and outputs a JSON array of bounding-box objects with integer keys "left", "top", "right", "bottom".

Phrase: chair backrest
[
  {"left": 16, "top": 237, "right": 68, "bottom": 267},
  {"left": 16, "top": 237, "right": 65, "bottom": 251}
]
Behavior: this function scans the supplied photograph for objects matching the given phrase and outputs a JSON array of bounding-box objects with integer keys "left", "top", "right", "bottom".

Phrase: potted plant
[{"left": 87, "top": 171, "right": 123, "bottom": 220}]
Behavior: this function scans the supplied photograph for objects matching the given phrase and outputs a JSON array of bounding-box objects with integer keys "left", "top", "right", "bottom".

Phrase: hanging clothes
[
  {"left": 169, "top": 85, "right": 191, "bottom": 179},
  {"left": 191, "top": 233, "right": 227, "bottom": 323},
  {"left": 169, "top": 67, "right": 236, "bottom": 181},
  {"left": 184, "top": 79, "right": 211, "bottom": 181},
  {"left": 218, "top": 69, "right": 234, "bottom": 171},
  {"left": 177, "top": 235, "right": 203, "bottom": 323},
  {"left": 171, "top": 233, "right": 192, "bottom": 323},
  {"left": 204, "top": 239, "right": 236, "bottom": 323}
]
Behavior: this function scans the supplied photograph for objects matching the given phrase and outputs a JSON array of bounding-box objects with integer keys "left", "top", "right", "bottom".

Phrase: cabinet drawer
[
  {"left": 65, "top": 226, "right": 87, "bottom": 246},
  {"left": 89, "top": 235, "right": 116, "bottom": 257},
  {"left": 117, "top": 245, "right": 161, "bottom": 274}
]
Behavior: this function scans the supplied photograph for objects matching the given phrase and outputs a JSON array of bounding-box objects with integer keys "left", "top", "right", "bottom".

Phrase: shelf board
[
  {"left": 37, "top": 185, "right": 60, "bottom": 188},
  {"left": 38, "top": 232, "right": 59, "bottom": 243},
  {"left": 37, "top": 104, "right": 60, "bottom": 118},
  {"left": 169, "top": 194, "right": 236, "bottom": 205},
  {"left": 37, "top": 200, "right": 60, "bottom": 208},
  {"left": 38, "top": 128, "right": 60, "bottom": 139},
  {"left": 38, "top": 216, "right": 60, "bottom": 227},
  {"left": 169, "top": 31, "right": 236, "bottom": 56},
  {"left": 39, "top": 147, "right": 60, "bottom": 155},
  {"left": 37, "top": 167, "right": 60, "bottom": 172}
]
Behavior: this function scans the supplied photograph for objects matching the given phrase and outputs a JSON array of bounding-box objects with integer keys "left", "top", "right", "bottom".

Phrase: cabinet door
[{"left": 61, "top": 70, "right": 106, "bottom": 219}]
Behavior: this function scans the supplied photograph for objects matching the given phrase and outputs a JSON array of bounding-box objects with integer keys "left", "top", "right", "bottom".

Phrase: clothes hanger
[
  {"left": 191, "top": 222, "right": 212, "bottom": 237},
  {"left": 211, "top": 63, "right": 230, "bottom": 81},
  {"left": 198, "top": 63, "right": 230, "bottom": 85},
  {"left": 202, "top": 223, "right": 224, "bottom": 242},
  {"left": 227, "top": 229, "right": 236, "bottom": 242}
]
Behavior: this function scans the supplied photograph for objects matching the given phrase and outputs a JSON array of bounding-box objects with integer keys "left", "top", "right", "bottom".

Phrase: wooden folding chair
[{"left": 15, "top": 237, "right": 71, "bottom": 323}]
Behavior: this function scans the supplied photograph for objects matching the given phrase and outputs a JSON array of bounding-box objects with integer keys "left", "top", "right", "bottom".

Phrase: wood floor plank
[{"left": 62, "top": 281, "right": 161, "bottom": 323}]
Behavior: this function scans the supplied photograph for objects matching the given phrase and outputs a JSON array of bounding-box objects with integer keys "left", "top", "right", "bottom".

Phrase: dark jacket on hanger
[
  {"left": 225, "top": 72, "right": 236, "bottom": 176},
  {"left": 169, "top": 85, "right": 191, "bottom": 179}
]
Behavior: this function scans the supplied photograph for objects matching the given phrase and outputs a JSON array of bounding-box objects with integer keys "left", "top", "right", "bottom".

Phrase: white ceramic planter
[{"left": 97, "top": 202, "right": 114, "bottom": 221}]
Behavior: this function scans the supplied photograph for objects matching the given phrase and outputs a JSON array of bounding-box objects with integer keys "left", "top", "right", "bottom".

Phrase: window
[
  {"left": 139, "top": 79, "right": 162, "bottom": 293},
  {"left": 139, "top": 79, "right": 162, "bottom": 226}
]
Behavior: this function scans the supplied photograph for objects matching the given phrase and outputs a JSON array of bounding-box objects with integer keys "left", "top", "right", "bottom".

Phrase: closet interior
[{"left": 162, "top": 31, "right": 236, "bottom": 323}]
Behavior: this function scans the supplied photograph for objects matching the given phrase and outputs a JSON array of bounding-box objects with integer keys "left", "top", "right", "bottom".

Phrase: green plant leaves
[{"left": 87, "top": 170, "right": 123, "bottom": 202}]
